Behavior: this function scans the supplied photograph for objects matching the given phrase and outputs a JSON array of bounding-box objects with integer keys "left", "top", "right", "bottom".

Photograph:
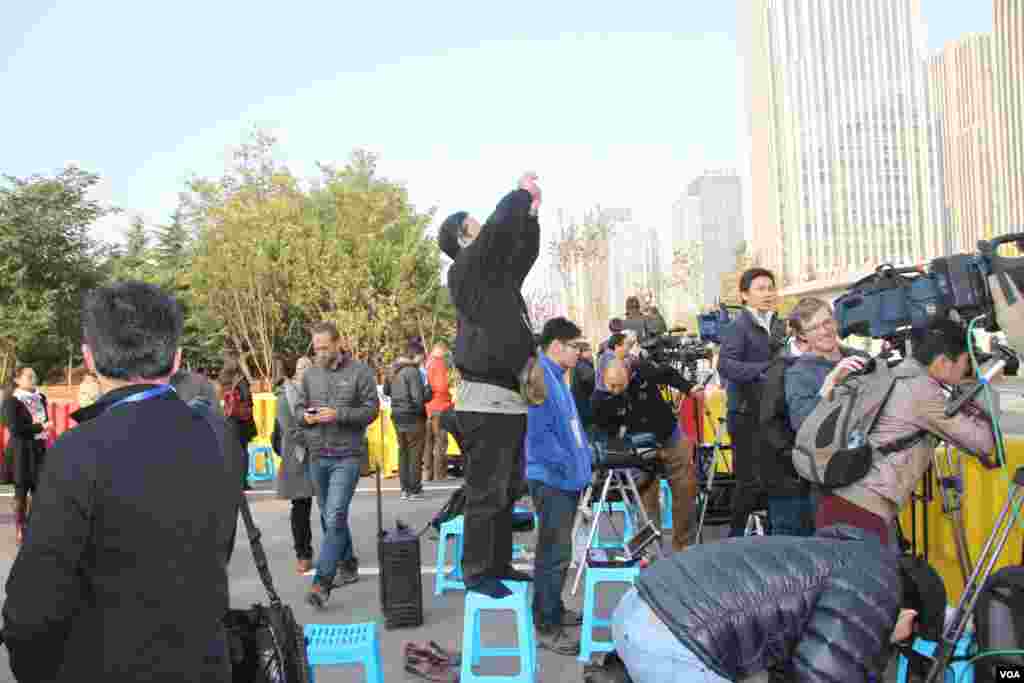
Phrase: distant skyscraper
[
  {"left": 740, "top": 0, "right": 942, "bottom": 288},
  {"left": 994, "top": 1, "right": 1024, "bottom": 234},
  {"left": 927, "top": 34, "right": 995, "bottom": 254},
  {"left": 687, "top": 173, "right": 744, "bottom": 306}
]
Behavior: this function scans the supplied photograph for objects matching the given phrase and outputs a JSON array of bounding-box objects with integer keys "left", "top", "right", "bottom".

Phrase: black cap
[{"left": 439, "top": 211, "right": 468, "bottom": 260}]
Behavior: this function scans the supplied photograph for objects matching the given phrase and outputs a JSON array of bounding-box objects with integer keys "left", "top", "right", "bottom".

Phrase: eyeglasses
[
  {"left": 566, "top": 341, "right": 586, "bottom": 351},
  {"left": 805, "top": 318, "right": 838, "bottom": 333}
]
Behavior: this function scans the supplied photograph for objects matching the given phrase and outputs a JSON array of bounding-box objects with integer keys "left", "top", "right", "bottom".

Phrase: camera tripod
[{"left": 570, "top": 445, "right": 661, "bottom": 597}]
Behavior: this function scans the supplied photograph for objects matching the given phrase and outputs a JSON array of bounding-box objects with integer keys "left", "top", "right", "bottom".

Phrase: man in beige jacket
[{"left": 817, "top": 318, "right": 998, "bottom": 545}]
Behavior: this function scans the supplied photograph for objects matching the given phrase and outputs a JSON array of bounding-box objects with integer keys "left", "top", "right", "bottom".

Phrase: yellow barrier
[{"left": 249, "top": 394, "right": 459, "bottom": 479}]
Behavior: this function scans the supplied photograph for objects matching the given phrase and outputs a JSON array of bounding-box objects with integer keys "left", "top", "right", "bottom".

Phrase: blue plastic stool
[
  {"left": 579, "top": 564, "right": 641, "bottom": 663},
  {"left": 896, "top": 633, "right": 975, "bottom": 683},
  {"left": 247, "top": 444, "right": 276, "bottom": 483},
  {"left": 660, "top": 479, "right": 672, "bottom": 531},
  {"left": 305, "top": 622, "right": 383, "bottom": 683},
  {"left": 435, "top": 515, "right": 466, "bottom": 595},
  {"left": 461, "top": 580, "right": 536, "bottom": 683},
  {"left": 591, "top": 501, "right": 635, "bottom": 549},
  {"left": 512, "top": 507, "right": 536, "bottom": 561}
]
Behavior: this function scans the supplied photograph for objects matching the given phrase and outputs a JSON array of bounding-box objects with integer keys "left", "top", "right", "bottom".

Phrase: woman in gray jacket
[{"left": 273, "top": 354, "right": 317, "bottom": 574}]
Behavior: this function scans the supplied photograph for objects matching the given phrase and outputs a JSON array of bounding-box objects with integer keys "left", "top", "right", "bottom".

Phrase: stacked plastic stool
[
  {"left": 591, "top": 501, "right": 635, "bottom": 550},
  {"left": 579, "top": 564, "right": 641, "bottom": 663},
  {"left": 660, "top": 479, "right": 672, "bottom": 531},
  {"left": 247, "top": 444, "right": 277, "bottom": 483},
  {"left": 462, "top": 580, "right": 536, "bottom": 683},
  {"left": 305, "top": 622, "right": 383, "bottom": 683},
  {"left": 512, "top": 506, "right": 538, "bottom": 561},
  {"left": 435, "top": 514, "right": 466, "bottom": 595},
  {"left": 896, "top": 633, "right": 975, "bottom": 683}
]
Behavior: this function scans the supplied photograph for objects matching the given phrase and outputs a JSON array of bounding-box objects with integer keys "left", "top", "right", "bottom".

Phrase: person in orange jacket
[{"left": 424, "top": 341, "right": 453, "bottom": 481}]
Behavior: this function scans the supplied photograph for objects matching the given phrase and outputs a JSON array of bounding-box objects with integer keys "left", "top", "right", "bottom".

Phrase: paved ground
[{"left": 0, "top": 476, "right": 900, "bottom": 682}]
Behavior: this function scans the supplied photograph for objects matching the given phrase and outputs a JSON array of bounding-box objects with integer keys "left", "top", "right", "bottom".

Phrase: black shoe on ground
[
  {"left": 305, "top": 581, "right": 330, "bottom": 610},
  {"left": 333, "top": 558, "right": 359, "bottom": 587},
  {"left": 560, "top": 608, "right": 584, "bottom": 626},
  {"left": 536, "top": 625, "right": 581, "bottom": 656}
]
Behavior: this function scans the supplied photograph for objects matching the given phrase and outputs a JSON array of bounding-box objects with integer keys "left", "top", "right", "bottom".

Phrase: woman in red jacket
[{"left": 423, "top": 341, "right": 453, "bottom": 481}]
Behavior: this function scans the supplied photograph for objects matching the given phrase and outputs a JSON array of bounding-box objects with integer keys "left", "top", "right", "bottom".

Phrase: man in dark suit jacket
[
  {"left": 717, "top": 267, "right": 786, "bottom": 537},
  {"left": 2, "top": 281, "right": 241, "bottom": 683}
]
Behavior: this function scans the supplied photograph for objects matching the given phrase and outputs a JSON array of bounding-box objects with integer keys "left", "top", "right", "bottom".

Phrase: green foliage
[{"left": 0, "top": 167, "right": 113, "bottom": 380}]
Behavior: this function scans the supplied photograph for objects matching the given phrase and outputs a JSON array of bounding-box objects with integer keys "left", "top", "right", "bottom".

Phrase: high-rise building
[
  {"left": 740, "top": 0, "right": 942, "bottom": 289},
  {"left": 684, "top": 172, "right": 744, "bottom": 306},
  {"left": 994, "top": 0, "right": 1024, "bottom": 233},
  {"left": 927, "top": 34, "right": 996, "bottom": 254}
]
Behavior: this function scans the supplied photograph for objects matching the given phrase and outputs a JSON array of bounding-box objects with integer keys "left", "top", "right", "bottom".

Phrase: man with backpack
[
  {"left": 793, "top": 318, "right": 998, "bottom": 545},
  {"left": 388, "top": 341, "right": 432, "bottom": 500}
]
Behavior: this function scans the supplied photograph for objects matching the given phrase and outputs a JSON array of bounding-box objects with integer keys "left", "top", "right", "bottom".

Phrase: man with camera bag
[
  {"left": 795, "top": 318, "right": 998, "bottom": 544},
  {"left": 592, "top": 359, "right": 700, "bottom": 551}
]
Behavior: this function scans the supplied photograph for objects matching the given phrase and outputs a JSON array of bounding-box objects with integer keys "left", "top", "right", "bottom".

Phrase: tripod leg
[{"left": 572, "top": 473, "right": 615, "bottom": 596}]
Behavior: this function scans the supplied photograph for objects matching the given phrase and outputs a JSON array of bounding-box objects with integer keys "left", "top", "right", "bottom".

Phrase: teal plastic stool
[
  {"left": 435, "top": 515, "right": 466, "bottom": 595},
  {"left": 660, "top": 479, "right": 672, "bottom": 531},
  {"left": 247, "top": 444, "right": 276, "bottom": 483},
  {"left": 578, "top": 564, "right": 641, "bottom": 663},
  {"left": 591, "top": 501, "right": 634, "bottom": 549},
  {"left": 512, "top": 507, "right": 537, "bottom": 561},
  {"left": 896, "top": 633, "right": 974, "bottom": 683},
  {"left": 305, "top": 622, "right": 383, "bottom": 683},
  {"left": 461, "top": 580, "right": 536, "bottom": 683}
]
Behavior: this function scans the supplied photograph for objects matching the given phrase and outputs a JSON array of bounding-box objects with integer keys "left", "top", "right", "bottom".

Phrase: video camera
[
  {"left": 833, "top": 233, "right": 1024, "bottom": 353},
  {"left": 697, "top": 303, "right": 746, "bottom": 345},
  {"left": 639, "top": 329, "right": 714, "bottom": 383}
]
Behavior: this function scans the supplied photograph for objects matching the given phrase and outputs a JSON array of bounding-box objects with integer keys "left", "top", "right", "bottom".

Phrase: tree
[
  {"left": 153, "top": 209, "right": 191, "bottom": 271},
  {"left": 670, "top": 240, "right": 705, "bottom": 312},
  {"left": 0, "top": 166, "right": 113, "bottom": 379}
]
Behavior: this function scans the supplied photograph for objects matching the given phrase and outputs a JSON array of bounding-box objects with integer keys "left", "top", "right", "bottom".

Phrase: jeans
[
  {"left": 457, "top": 411, "right": 527, "bottom": 584},
  {"left": 312, "top": 457, "right": 361, "bottom": 585},
  {"left": 613, "top": 587, "right": 730, "bottom": 683},
  {"left": 395, "top": 418, "right": 426, "bottom": 494},
  {"left": 528, "top": 480, "right": 579, "bottom": 628},
  {"left": 290, "top": 497, "right": 313, "bottom": 560},
  {"left": 766, "top": 494, "right": 815, "bottom": 537}
]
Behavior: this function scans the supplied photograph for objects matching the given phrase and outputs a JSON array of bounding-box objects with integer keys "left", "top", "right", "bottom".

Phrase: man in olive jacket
[{"left": 2, "top": 281, "right": 241, "bottom": 683}]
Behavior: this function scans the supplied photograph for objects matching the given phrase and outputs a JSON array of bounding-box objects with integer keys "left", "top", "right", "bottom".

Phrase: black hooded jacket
[
  {"left": 445, "top": 189, "right": 539, "bottom": 391},
  {"left": 635, "top": 525, "right": 902, "bottom": 682},
  {"left": 591, "top": 359, "right": 693, "bottom": 443}
]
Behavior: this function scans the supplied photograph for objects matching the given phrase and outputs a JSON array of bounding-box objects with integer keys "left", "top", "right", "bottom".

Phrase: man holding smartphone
[
  {"left": 437, "top": 172, "right": 541, "bottom": 599},
  {"left": 296, "top": 321, "right": 380, "bottom": 609}
]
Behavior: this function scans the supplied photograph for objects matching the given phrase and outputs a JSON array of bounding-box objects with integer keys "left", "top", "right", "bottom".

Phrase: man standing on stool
[
  {"left": 526, "top": 317, "right": 593, "bottom": 656},
  {"left": 437, "top": 172, "right": 542, "bottom": 599}
]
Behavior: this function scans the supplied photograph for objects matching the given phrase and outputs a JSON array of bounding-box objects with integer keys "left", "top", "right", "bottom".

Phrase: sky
[{"left": 0, "top": 0, "right": 995, "bottom": 284}]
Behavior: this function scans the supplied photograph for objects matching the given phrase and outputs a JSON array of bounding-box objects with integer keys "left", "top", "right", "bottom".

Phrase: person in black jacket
[
  {"left": 219, "top": 355, "right": 257, "bottom": 490},
  {"left": 592, "top": 359, "right": 699, "bottom": 551},
  {"left": 571, "top": 343, "right": 596, "bottom": 434},
  {"left": 1, "top": 281, "right": 242, "bottom": 683},
  {"left": 718, "top": 267, "right": 787, "bottom": 537},
  {"left": 389, "top": 341, "right": 430, "bottom": 500},
  {"left": 437, "top": 172, "right": 541, "bottom": 599},
  {"left": 611, "top": 525, "right": 923, "bottom": 682},
  {"left": 1, "top": 366, "right": 51, "bottom": 546}
]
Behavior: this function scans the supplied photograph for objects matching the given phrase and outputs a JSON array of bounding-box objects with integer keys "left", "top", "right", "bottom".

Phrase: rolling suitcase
[{"left": 376, "top": 457, "right": 424, "bottom": 629}]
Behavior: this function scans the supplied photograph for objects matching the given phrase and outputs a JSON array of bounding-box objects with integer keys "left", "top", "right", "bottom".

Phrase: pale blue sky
[{"left": 0, "top": 0, "right": 993, "bottom": 261}]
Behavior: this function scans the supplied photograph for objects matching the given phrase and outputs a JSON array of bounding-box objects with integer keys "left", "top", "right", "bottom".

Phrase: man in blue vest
[{"left": 526, "top": 317, "right": 594, "bottom": 656}]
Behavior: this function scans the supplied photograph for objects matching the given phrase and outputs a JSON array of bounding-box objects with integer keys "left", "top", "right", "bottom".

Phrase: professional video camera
[
  {"left": 640, "top": 330, "right": 714, "bottom": 382},
  {"left": 833, "top": 232, "right": 1024, "bottom": 354}
]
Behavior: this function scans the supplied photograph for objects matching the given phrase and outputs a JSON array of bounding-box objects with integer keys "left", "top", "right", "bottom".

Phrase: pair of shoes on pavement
[
  {"left": 404, "top": 641, "right": 461, "bottom": 682},
  {"left": 401, "top": 490, "right": 424, "bottom": 501},
  {"left": 536, "top": 609, "right": 584, "bottom": 657},
  {"left": 305, "top": 558, "right": 360, "bottom": 609}
]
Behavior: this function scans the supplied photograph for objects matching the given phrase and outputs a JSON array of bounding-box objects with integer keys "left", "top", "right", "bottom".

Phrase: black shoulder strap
[
  {"left": 196, "top": 403, "right": 281, "bottom": 607},
  {"left": 868, "top": 373, "right": 929, "bottom": 456}
]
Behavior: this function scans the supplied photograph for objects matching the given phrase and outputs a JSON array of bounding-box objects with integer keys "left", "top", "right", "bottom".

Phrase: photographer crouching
[{"left": 591, "top": 356, "right": 700, "bottom": 552}]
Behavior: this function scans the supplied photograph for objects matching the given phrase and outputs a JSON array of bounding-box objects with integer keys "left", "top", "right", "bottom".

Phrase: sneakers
[
  {"left": 296, "top": 558, "right": 313, "bottom": 575},
  {"left": 305, "top": 582, "right": 330, "bottom": 610},
  {"left": 536, "top": 625, "right": 581, "bottom": 656},
  {"left": 332, "top": 557, "right": 360, "bottom": 587},
  {"left": 407, "top": 491, "right": 424, "bottom": 501}
]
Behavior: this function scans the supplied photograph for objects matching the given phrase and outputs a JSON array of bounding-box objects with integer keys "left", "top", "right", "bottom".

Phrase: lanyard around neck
[{"left": 109, "top": 385, "right": 175, "bottom": 411}]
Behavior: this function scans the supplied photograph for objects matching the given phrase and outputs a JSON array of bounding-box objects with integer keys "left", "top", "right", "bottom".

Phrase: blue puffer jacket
[
  {"left": 635, "top": 525, "right": 901, "bottom": 682},
  {"left": 526, "top": 354, "right": 593, "bottom": 492}
]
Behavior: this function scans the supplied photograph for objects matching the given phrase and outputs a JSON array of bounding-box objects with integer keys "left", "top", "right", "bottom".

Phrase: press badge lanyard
[{"left": 108, "top": 384, "right": 175, "bottom": 411}]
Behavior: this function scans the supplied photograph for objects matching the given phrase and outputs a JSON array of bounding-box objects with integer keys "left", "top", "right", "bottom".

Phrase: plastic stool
[
  {"left": 896, "top": 633, "right": 974, "bottom": 683},
  {"left": 660, "top": 479, "right": 672, "bottom": 531},
  {"left": 591, "top": 501, "right": 634, "bottom": 549},
  {"left": 305, "top": 622, "right": 383, "bottom": 683},
  {"left": 461, "top": 580, "right": 536, "bottom": 683},
  {"left": 512, "top": 506, "right": 535, "bottom": 560},
  {"left": 579, "top": 565, "right": 641, "bottom": 662},
  {"left": 435, "top": 515, "right": 466, "bottom": 595},
  {"left": 247, "top": 444, "right": 276, "bottom": 483}
]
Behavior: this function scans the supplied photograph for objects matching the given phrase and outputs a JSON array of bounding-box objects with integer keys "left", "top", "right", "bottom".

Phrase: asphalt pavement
[{"left": 0, "top": 476, "right": 900, "bottom": 682}]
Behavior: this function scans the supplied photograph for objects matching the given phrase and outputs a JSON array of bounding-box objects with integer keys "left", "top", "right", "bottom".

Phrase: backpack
[
  {"left": 974, "top": 565, "right": 1024, "bottom": 683},
  {"left": 792, "top": 358, "right": 927, "bottom": 489},
  {"left": 223, "top": 378, "right": 253, "bottom": 422}
]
